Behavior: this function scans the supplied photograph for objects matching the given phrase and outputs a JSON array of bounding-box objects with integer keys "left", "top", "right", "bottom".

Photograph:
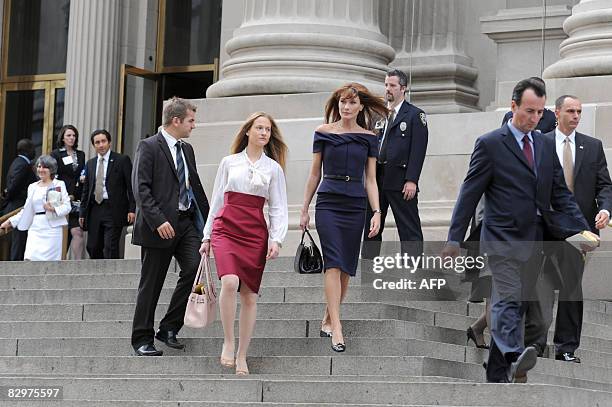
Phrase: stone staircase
[{"left": 0, "top": 259, "right": 611, "bottom": 406}]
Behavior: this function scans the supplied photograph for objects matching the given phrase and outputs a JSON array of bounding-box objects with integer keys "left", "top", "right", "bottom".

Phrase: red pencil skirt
[{"left": 211, "top": 191, "right": 268, "bottom": 294}]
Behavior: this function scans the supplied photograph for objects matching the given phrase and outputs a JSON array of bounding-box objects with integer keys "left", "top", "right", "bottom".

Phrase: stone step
[
  {"left": 433, "top": 309, "right": 612, "bottom": 341},
  {"left": 0, "top": 258, "right": 295, "bottom": 275},
  {"left": 0, "top": 318, "right": 462, "bottom": 342},
  {"left": 1, "top": 356, "right": 610, "bottom": 391},
  {"left": 0, "top": 259, "right": 155, "bottom": 275},
  {"left": 2, "top": 301, "right": 610, "bottom": 341},
  {"left": 0, "top": 402, "right": 464, "bottom": 407},
  {"left": 0, "top": 402, "right": 461, "bottom": 407},
  {"left": 0, "top": 271, "right": 352, "bottom": 290},
  {"left": 11, "top": 337, "right": 468, "bottom": 359},
  {"left": 0, "top": 286, "right": 359, "bottom": 305},
  {"left": 464, "top": 340, "right": 612, "bottom": 370},
  {"left": 468, "top": 299, "right": 612, "bottom": 316},
  {"left": 2, "top": 318, "right": 611, "bottom": 355},
  {"left": 0, "top": 376, "right": 608, "bottom": 406},
  {"left": 0, "top": 302, "right": 433, "bottom": 323},
  {"left": 8, "top": 335, "right": 612, "bottom": 371}
]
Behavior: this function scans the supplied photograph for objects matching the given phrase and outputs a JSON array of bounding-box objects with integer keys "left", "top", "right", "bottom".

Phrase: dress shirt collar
[
  {"left": 97, "top": 149, "right": 111, "bottom": 162},
  {"left": 507, "top": 120, "right": 533, "bottom": 144},
  {"left": 18, "top": 155, "right": 31, "bottom": 164},
  {"left": 555, "top": 128, "right": 576, "bottom": 145},
  {"left": 388, "top": 100, "right": 403, "bottom": 117},
  {"left": 161, "top": 128, "right": 181, "bottom": 149}
]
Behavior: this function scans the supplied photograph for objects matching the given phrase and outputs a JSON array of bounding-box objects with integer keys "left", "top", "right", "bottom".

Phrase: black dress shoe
[
  {"left": 556, "top": 352, "right": 581, "bottom": 363},
  {"left": 507, "top": 346, "right": 537, "bottom": 383},
  {"left": 135, "top": 344, "right": 163, "bottom": 356},
  {"left": 155, "top": 329, "right": 185, "bottom": 350}
]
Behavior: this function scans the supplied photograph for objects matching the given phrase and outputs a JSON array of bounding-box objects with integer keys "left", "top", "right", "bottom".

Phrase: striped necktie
[{"left": 175, "top": 142, "right": 189, "bottom": 208}]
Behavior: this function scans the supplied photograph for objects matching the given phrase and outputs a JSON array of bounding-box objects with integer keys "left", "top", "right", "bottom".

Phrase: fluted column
[
  {"left": 207, "top": 0, "right": 395, "bottom": 97},
  {"left": 64, "top": 0, "right": 122, "bottom": 154},
  {"left": 380, "top": 0, "right": 479, "bottom": 113},
  {"left": 544, "top": 0, "right": 612, "bottom": 78}
]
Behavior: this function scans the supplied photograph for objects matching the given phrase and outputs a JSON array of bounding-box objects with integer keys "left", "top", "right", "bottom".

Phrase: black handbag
[{"left": 294, "top": 228, "right": 323, "bottom": 274}]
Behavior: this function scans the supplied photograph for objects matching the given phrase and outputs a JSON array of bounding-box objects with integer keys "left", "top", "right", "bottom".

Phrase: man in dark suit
[
  {"left": 443, "top": 78, "right": 591, "bottom": 383},
  {"left": 79, "top": 130, "right": 135, "bottom": 259},
  {"left": 525, "top": 95, "right": 612, "bottom": 362},
  {"left": 131, "top": 97, "right": 209, "bottom": 356},
  {"left": 362, "top": 69, "right": 428, "bottom": 257},
  {"left": 1, "top": 139, "right": 37, "bottom": 260}
]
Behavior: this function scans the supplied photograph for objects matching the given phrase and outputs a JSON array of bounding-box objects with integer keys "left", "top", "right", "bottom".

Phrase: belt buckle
[{"left": 345, "top": 175, "right": 350, "bottom": 182}]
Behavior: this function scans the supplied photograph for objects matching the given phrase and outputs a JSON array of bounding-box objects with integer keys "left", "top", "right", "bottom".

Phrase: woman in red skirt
[{"left": 200, "top": 112, "right": 288, "bottom": 375}]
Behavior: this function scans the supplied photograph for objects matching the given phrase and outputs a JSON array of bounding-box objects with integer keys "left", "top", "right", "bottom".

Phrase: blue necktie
[{"left": 175, "top": 142, "right": 189, "bottom": 208}]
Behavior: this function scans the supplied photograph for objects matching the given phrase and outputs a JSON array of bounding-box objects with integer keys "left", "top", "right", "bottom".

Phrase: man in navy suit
[
  {"left": 362, "top": 69, "right": 428, "bottom": 257},
  {"left": 525, "top": 95, "right": 612, "bottom": 362},
  {"left": 443, "top": 78, "right": 590, "bottom": 383}
]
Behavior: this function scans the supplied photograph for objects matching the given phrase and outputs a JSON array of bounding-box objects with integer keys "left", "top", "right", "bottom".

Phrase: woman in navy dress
[{"left": 300, "top": 83, "right": 387, "bottom": 352}]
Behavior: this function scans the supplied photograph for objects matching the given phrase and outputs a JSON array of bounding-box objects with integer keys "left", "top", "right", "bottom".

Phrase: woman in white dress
[
  {"left": 1, "top": 155, "right": 71, "bottom": 261},
  {"left": 200, "top": 112, "right": 288, "bottom": 375}
]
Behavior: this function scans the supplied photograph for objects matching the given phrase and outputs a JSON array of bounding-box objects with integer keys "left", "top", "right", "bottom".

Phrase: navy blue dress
[{"left": 313, "top": 131, "right": 378, "bottom": 276}]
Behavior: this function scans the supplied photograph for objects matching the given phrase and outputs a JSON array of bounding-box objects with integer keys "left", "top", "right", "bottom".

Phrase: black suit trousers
[
  {"left": 362, "top": 164, "right": 423, "bottom": 258},
  {"left": 131, "top": 214, "right": 200, "bottom": 349},
  {"left": 86, "top": 201, "right": 123, "bottom": 259}
]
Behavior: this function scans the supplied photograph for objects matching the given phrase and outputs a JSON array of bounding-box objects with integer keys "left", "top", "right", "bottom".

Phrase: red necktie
[{"left": 522, "top": 135, "right": 534, "bottom": 170}]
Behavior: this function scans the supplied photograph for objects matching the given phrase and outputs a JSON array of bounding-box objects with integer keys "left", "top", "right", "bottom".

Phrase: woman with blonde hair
[
  {"left": 300, "top": 83, "right": 388, "bottom": 352},
  {"left": 200, "top": 112, "right": 288, "bottom": 375}
]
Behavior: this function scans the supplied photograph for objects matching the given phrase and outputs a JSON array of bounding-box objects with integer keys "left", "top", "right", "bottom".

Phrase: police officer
[{"left": 363, "top": 69, "right": 428, "bottom": 258}]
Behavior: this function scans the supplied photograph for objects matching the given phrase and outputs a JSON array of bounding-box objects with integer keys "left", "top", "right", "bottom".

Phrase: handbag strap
[
  {"left": 301, "top": 228, "right": 315, "bottom": 245},
  {"left": 202, "top": 255, "right": 218, "bottom": 301},
  {"left": 191, "top": 256, "right": 205, "bottom": 291}
]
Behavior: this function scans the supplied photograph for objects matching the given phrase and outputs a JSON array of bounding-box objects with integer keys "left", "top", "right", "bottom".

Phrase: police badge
[
  {"left": 400, "top": 122, "right": 407, "bottom": 131},
  {"left": 419, "top": 112, "right": 427, "bottom": 127}
]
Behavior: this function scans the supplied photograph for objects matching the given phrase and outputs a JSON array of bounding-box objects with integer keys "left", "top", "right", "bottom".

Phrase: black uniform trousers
[
  {"left": 362, "top": 163, "right": 423, "bottom": 258},
  {"left": 525, "top": 241, "right": 584, "bottom": 355},
  {"left": 131, "top": 212, "right": 200, "bottom": 350},
  {"left": 87, "top": 200, "right": 123, "bottom": 259}
]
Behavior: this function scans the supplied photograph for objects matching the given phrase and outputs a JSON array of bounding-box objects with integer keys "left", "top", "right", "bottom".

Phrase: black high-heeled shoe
[
  {"left": 320, "top": 328, "right": 332, "bottom": 338},
  {"left": 466, "top": 326, "right": 490, "bottom": 349},
  {"left": 331, "top": 340, "right": 346, "bottom": 353}
]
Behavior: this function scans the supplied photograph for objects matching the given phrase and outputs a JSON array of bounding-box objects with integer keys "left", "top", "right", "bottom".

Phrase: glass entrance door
[
  {"left": 118, "top": 65, "right": 161, "bottom": 159},
  {"left": 0, "top": 80, "right": 65, "bottom": 189}
]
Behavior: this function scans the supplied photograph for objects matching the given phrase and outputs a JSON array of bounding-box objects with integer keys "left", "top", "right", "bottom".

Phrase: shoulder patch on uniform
[{"left": 419, "top": 112, "right": 427, "bottom": 127}]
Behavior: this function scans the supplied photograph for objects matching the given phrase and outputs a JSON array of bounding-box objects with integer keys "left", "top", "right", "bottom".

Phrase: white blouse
[{"left": 202, "top": 150, "right": 288, "bottom": 244}]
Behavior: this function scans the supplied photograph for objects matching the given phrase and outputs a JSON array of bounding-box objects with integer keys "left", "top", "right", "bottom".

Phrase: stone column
[
  {"left": 207, "top": 0, "right": 395, "bottom": 97},
  {"left": 544, "top": 0, "right": 612, "bottom": 78},
  {"left": 380, "top": 0, "right": 479, "bottom": 113},
  {"left": 63, "top": 0, "right": 122, "bottom": 155}
]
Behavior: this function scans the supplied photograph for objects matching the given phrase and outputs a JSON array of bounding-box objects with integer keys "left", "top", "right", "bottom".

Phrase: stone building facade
[{"left": 1, "top": 0, "right": 611, "bottom": 252}]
